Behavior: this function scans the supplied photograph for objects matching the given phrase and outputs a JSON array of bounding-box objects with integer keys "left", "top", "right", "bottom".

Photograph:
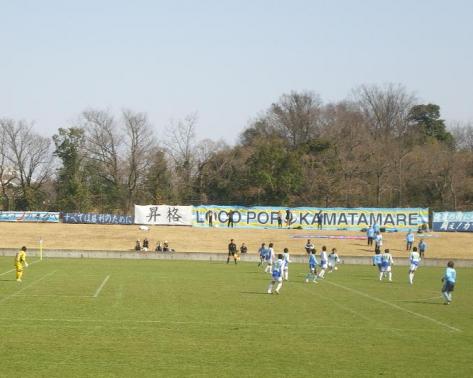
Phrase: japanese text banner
[{"left": 134, "top": 205, "right": 193, "bottom": 226}]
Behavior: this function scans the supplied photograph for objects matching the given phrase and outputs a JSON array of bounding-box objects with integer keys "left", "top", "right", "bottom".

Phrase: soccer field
[{"left": 0, "top": 257, "right": 471, "bottom": 377}]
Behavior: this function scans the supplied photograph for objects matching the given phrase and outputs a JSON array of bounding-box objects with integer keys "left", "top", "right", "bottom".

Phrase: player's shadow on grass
[{"left": 0, "top": 279, "right": 15, "bottom": 282}]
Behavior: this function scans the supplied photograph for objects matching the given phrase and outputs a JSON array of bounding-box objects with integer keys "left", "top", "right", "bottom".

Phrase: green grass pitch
[{"left": 0, "top": 257, "right": 472, "bottom": 377}]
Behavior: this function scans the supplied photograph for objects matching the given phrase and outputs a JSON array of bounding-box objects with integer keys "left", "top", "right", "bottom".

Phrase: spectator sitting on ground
[
  {"left": 240, "top": 242, "right": 248, "bottom": 254},
  {"left": 155, "top": 241, "right": 162, "bottom": 252},
  {"left": 142, "top": 238, "right": 149, "bottom": 251},
  {"left": 163, "top": 241, "right": 174, "bottom": 252},
  {"left": 135, "top": 240, "right": 141, "bottom": 252}
]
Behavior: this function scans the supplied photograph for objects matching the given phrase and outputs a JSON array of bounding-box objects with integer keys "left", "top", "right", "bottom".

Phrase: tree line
[{"left": 1, "top": 83, "right": 473, "bottom": 214}]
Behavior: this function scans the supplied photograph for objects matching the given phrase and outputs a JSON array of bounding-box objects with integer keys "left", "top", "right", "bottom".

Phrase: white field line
[
  {"left": 0, "top": 317, "right": 447, "bottom": 333},
  {"left": 14, "top": 294, "right": 93, "bottom": 298},
  {"left": 322, "top": 280, "right": 461, "bottom": 333},
  {"left": 393, "top": 296, "right": 443, "bottom": 302},
  {"left": 93, "top": 275, "right": 110, "bottom": 298},
  {"left": 301, "top": 285, "right": 372, "bottom": 322},
  {"left": 0, "top": 259, "right": 41, "bottom": 277},
  {"left": 0, "top": 271, "right": 56, "bottom": 305}
]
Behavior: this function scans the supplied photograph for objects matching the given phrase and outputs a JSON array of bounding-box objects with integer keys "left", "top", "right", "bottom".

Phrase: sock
[
  {"left": 284, "top": 271, "right": 288, "bottom": 280},
  {"left": 409, "top": 272, "right": 414, "bottom": 284},
  {"left": 226, "top": 257, "right": 229, "bottom": 264},
  {"left": 388, "top": 272, "right": 392, "bottom": 281},
  {"left": 442, "top": 292, "right": 449, "bottom": 302},
  {"left": 267, "top": 283, "right": 273, "bottom": 293},
  {"left": 379, "top": 272, "right": 383, "bottom": 281},
  {"left": 275, "top": 282, "right": 282, "bottom": 292}
]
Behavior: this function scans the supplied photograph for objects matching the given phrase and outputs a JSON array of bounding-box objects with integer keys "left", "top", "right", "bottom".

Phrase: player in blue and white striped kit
[
  {"left": 372, "top": 250, "right": 383, "bottom": 278},
  {"left": 282, "top": 247, "right": 291, "bottom": 281},
  {"left": 318, "top": 246, "right": 328, "bottom": 279},
  {"left": 441, "top": 261, "right": 456, "bottom": 305},
  {"left": 264, "top": 243, "right": 275, "bottom": 274},
  {"left": 328, "top": 248, "right": 340, "bottom": 273},
  {"left": 408, "top": 247, "right": 421, "bottom": 285},
  {"left": 380, "top": 249, "right": 394, "bottom": 282},
  {"left": 267, "top": 254, "right": 285, "bottom": 294},
  {"left": 305, "top": 250, "right": 318, "bottom": 283}
]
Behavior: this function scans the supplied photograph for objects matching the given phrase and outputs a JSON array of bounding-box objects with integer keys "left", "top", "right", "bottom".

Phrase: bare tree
[
  {"left": 122, "top": 109, "right": 156, "bottom": 211},
  {"left": 81, "top": 109, "right": 123, "bottom": 189},
  {"left": 164, "top": 113, "right": 199, "bottom": 202},
  {"left": 1, "top": 119, "right": 52, "bottom": 209},
  {"left": 268, "top": 91, "right": 323, "bottom": 148}
]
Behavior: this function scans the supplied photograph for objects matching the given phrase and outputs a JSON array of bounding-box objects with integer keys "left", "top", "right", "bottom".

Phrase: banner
[
  {"left": 193, "top": 206, "right": 428, "bottom": 231},
  {"left": 432, "top": 211, "right": 473, "bottom": 232},
  {"left": 134, "top": 205, "right": 193, "bottom": 226},
  {"left": 0, "top": 211, "right": 60, "bottom": 223},
  {"left": 62, "top": 213, "right": 133, "bottom": 225}
]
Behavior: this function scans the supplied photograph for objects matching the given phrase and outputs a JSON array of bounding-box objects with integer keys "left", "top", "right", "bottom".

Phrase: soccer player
[
  {"left": 380, "top": 248, "right": 394, "bottom": 282},
  {"left": 372, "top": 250, "right": 383, "bottom": 279},
  {"left": 441, "top": 261, "right": 456, "bottom": 305},
  {"left": 227, "top": 239, "right": 237, "bottom": 264},
  {"left": 367, "top": 225, "right": 375, "bottom": 246},
  {"left": 408, "top": 246, "right": 421, "bottom": 285},
  {"left": 264, "top": 243, "right": 275, "bottom": 274},
  {"left": 374, "top": 232, "right": 383, "bottom": 254},
  {"left": 318, "top": 246, "right": 328, "bottom": 279},
  {"left": 14, "top": 246, "right": 28, "bottom": 282},
  {"left": 282, "top": 247, "right": 291, "bottom": 281},
  {"left": 328, "top": 248, "right": 340, "bottom": 273},
  {"left": 305, "top": 250, "right": 318, "bottom": 283},
  {"left": 258, "top": 243, "right": 267, "bottom": 267},
  {"left": 418, "top": 239, "right": 427, "bottom": 258},
  {"left": 406, "top": 229, "right": 415, "bottom": 251},
  {"left": 305, "top": 239, "right": 315, "bottom": 255},
  {"left": 267, "top": 254, "right": 284, "bottom": 294}
]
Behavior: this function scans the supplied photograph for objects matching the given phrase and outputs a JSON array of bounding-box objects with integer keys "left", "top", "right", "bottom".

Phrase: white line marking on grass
[
  {"left": 393, "top": 296, "right": 443, "bottom": 302},
  {"left": 0, "top": 271, "right": 56, "bottom": 305},
  {"left": 93, "top": 275, "right": 110, "bottom": 298},
  {"left": 0, "top": 259, "right": 41, "bottom": 277},
  {"left": 301, "top": 285, "right": 372, "bottom": 322},
  {"left": 15, "top": 294, "right": 93, "bottom": 298},
  {"left": 322, "top": 280, "right": 461, "bottom": 333}
]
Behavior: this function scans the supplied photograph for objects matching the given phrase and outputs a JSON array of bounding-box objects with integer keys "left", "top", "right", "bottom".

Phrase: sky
[{"left": 1, "top": 0, "right": 472, "bottom": 144}]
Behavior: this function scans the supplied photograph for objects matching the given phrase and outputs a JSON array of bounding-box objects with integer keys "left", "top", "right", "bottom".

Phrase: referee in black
[{"left": 227, "top": 239, "right": 237, "bottom": 264}]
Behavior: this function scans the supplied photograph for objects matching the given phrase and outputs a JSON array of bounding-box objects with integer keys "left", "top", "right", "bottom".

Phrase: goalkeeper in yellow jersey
[{"left": 14, "top": 246, "right": 28, "bottom": 282}]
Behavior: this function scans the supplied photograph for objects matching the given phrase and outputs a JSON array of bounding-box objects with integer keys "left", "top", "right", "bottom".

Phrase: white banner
[{"left": 134, "top": 205, "right": 193, "bottom": 226}]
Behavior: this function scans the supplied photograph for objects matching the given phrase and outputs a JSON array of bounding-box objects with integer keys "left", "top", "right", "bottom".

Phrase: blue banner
[
  {"left": 0, "top": 211, "right": 59, "bottom": 223},
  {"left": 193, "top": 206, "right": 428, "bottom": 230},
  {"left": 62, "top": 213, "right": 134, "bottom": 225},
  {"left": 432, "top": 211, "right": 473, "bottom": 232}
]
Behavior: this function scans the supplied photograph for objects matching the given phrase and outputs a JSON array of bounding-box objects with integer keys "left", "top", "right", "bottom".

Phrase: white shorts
[
  {"left": 409, "top": 264, "right": 419, "bottom": 271},
  {"left": 328, "top": 262, "right": 336, "bottom": 268},
  {"left": 320, "top": 263, "right": 328, "bottom": 269},
  {"left": 382, "top": 265, "right": 392, "bottom": 272},
  {"left": 272, "top": 276, "right": 282, "bottom": 282}
]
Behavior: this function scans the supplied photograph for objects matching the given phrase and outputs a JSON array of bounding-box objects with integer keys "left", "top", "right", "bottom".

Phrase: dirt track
[{"left": 0, "top": 223, "right": 471, "bottom": 260}]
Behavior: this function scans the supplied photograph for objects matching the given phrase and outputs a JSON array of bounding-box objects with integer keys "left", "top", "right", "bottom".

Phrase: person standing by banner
[
  {"left": 285, "top": 209, "right": 292, "bottom": 228},
  {"left": 367, "top": 225, "right": 375, "bottom": 246},
  {"left": 227, "top": 210, "right": 235, "bottom": 228},
  {"left": 206, "top": 210, "right": 215, "bottom": 227}
]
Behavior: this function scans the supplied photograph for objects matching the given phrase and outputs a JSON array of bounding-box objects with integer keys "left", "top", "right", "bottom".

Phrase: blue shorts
[{"left": 442, "top": 281, "right": 455, "bottom": 292}]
